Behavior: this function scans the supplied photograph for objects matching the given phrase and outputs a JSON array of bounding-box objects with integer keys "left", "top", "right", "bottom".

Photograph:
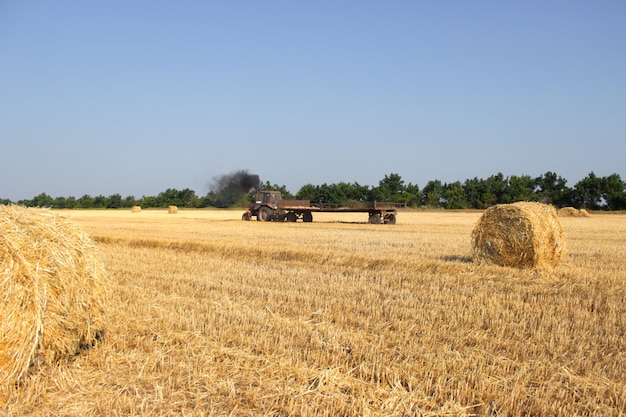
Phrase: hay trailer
[{"left": 242, "top": 190, "right": 404, "bottom": 224}]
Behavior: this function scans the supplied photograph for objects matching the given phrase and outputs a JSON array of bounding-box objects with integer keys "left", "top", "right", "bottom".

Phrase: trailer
[{"left": 242, "top": 190, "right": 405, "bottom": 224}]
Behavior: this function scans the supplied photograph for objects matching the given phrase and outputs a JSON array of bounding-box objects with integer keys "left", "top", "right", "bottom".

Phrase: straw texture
[
  {"left": 0, "top": 205, "right": 107, "bottom": 388},
  {"left": 559, "top": 207, "right": 591, "bottom": 217},
  {"left": 472, "top": 202, "right": 566, "bottom": 268}
]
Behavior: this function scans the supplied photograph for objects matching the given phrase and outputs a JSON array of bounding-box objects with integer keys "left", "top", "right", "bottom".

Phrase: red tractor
[{"left": 242, "top": 190, "right": 290, "bottom": 222}]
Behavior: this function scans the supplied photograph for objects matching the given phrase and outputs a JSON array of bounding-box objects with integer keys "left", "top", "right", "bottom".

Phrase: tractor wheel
[
  {"left": 369, "top": 213, "right": 382, "bottom": 224},
  {"left": 258, "top": 206, "right": 273, "bottom": 222},
  {"left": 384, "top": 213, "right": 397, "bottom": 224},
  {"left": 286, "top": 212, "right": 298, "bottom": 222},
  {"left": 302, "top": 212, "right": 313, "bottom": 223}
]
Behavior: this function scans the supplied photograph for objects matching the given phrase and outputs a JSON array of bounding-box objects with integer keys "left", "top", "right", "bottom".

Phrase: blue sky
[{"left": 1, "top": 1, "right": 625, "bottom": 201}]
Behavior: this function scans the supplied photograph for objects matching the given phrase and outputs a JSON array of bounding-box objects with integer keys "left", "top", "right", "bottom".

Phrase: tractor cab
[{"left": 257, "top": 190, "right": 282, "bottom": 207}]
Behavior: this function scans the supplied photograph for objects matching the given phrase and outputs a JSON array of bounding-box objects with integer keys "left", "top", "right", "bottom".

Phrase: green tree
[
  {"left": 52, "top": 196, "right": 67, "bottom": 208},
  {"left": 296, "top": 184, "right": 319, "bottom": 201},
  {"left": 141, "top": 195, "right": 158, "bottom": 208},
  {"left": 317, "top": 183, "right": 341, "bottom": 205},
  {"left": 534, "top": 172, "right": 570, "bottom": 206},
  {"left": 572, "top": 172, "right": 604, "bottom": 209},
  {"left": 123, "top": 196, "right": 137, "bottom": 208},
  {"left": 484, "top": 173, "right": 507, "bottom": 206},
  {"left": 403, "top": 182, "right": 421, "bottom": 207},
  {"left": 347, "top": 182, "right": 370, "bottom": 202},
  {"left": 78, "top": 194, "right": 94, "bottom": 208},
  {"left": 443, "top": 181, "right": 468, "bottom": 209},
  {"left": 92, "top": 195, "right": 107, "bottom": 208},
  {"left": 380, "top": 173, "right": 405, "bottom": 200},
  {"left": 65, "top": 196, "right": 77, "bottom": 209},
  {"left": 463, "top": 177, "right": 488, "bottom": 209},
  {"left": 195, "top": 193, "right": 216, "bottom": 208},
  {"left": 106, "top": 194, "right": 123, "bottom": 208},
  {"left": 504, "top": 175, "right": 536, "bottom": 203},
  {"left": 602, "top": 173, "right": 626, "bottom": 210},
  {"left": 31, "top": 193, "right": 54, "bottom": 207},
  {"left": 421, "top": 180, "right": 444, "bottom": 207}
]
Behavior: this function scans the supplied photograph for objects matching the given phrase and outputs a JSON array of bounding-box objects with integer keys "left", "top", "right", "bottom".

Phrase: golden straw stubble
[
  {"left": 472, "top": 202, "right": 566, "bottom": 268},
  {"left": 0, "top": 205, "right": 108, "bottom": 389}
]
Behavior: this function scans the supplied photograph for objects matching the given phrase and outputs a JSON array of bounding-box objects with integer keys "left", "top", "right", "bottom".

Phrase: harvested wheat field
[{"left": 2, "top": 208, "right": 624, "bottom": 416}]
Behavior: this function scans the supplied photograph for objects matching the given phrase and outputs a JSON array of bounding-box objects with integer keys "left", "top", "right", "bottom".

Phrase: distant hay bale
[
  {"left": 558, "top": 207, "right": 581, "bottom": 217},
  {"left": 168, "top": 205, "right": 178, "bottom": 214},
  {"left": 558, "top": 207, "right": 591, "bottom": 218},
  {"left": 0, "top": 205, "right": 107, "bottom": 388},
  {"left": 472, "top": 202, "right": 566, "bottom": 268},
  {"left": 130, "top": 205, "right": 141, "bottom": 213}
]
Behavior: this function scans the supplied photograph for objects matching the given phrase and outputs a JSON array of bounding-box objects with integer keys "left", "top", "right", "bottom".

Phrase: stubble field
[{"left": 3, "top": 209, "right": 625, "bottom": 416}]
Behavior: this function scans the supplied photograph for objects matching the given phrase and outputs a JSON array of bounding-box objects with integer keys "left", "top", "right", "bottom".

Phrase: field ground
[{"left": 2, "top": 208, "right": 625, "bottom": 416}]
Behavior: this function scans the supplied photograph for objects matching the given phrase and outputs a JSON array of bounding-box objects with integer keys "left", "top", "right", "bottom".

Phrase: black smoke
[{"left": 210, "top": 170, "right": 261, "bottom": 207}]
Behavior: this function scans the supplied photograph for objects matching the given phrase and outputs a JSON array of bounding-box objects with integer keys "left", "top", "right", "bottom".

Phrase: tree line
[
  {"left": 2, "top": 171, "right": 625, "bottom": 211},
  {"left": 294, "top": 172, "right": 626, "bottom": 210}
]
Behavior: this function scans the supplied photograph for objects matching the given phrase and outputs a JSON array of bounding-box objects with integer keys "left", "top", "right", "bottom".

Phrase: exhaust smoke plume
[{"left": 211, "top": 170, "right": 261, "bottom": 194}]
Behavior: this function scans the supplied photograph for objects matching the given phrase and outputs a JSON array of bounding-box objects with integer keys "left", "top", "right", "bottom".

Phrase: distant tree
[
  {"left": 370, "top": 173, "right": 405, "bottom": 202},
  {"left": 180, "top": 188, "right": 198, "bottom": 207},
  {"left": 196, "top": 193, "right": 216, "bottom": 208},
  {"left": 463, "top": 177, "right": 488, "bottom": 209},
  {"left": 78, "top": 194, "right": 94, "bottom": 208},
  {"left": 347, "top": 182, "right": 370, "bottom": 202},
  {"left": 484, "top": 173, "right": 507, "bottom": 206},
  {"left": 157, "top": 188, "right": 180, "bottom": 207},
  {"left": 52, "top": 196, "right": 67, "bottom": 209},
  {"left": 504, "top": 175, "right": 536, "bottom": 203},
  {"left": 421, "top": 180, "right": 444, "bottom": 207},
  {"left": 0, "top": 198, "right": 11, "bottom": 205},
  {"left": 122, "top": 196, "right": 137, "bottom": 208},
  {"left": 296, "top": 184, "right": 319, "bottom": 202},
  {"left": 65, "top": 196, "right": 77, "bottom": 209},
  {"left": 602, "top": 173, "right": 626, "bottom": 210},
  {"left": 106, "top": 194, "right": 123, "bottom": 208},
  {"left": 442, "top": 181, "right": 468, "bottom": 209},
  {"left": 92, "top": 195, "right": 107, "bottom": 208},
  {"left": 534, "top": 172, "right": 570, "bottom": 206},
  {"left": 403, "top": 182, "right": 421, "bottom": 207},
  {"left": 572, "top": 172, "right": 604, "bottom": 209},
  {"left": 140, "top": 195, "right": 158, "bottom": 208},
  {"left": 318, "top": 183, "right": 340, "bottom": 205},
  {"left": 31, "top": 193, "right": 54, "bottom": 207}
]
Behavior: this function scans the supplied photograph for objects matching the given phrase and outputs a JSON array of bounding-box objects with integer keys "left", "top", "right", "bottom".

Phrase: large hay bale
[
  {"left": 472, "top": 202, "right": 566, "bottom": 268},
  {"left": 168, "top": 205, "right": 178, "bottom": 214},
  {"left": 0, "top": 205, "right": 107, "bottom": 388},
  {"left": 130, "top": 205, "right": 141, "bottom": 213}
]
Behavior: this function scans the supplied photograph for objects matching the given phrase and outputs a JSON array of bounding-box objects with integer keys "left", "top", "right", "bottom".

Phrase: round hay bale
[
  {"left": 168, "top": 205, "right": 178, "bottom": 214},
  {"left": 558, "top": 207, "right": 582, "bottom": 217},
  {"left": 130, "top": 205, "right": 141, "bottom": 213},
  {"left": 471, "top": 202, "right": 566, "bottom": 268},
  {"left": 579, "top": 209, "right": 591, "bottom": 217},
  {"left": 0, "top": 205, "right": 107, "bottom": 388}
]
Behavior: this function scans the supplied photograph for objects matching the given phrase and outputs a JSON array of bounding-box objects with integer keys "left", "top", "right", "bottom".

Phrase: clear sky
[{"left": 1, "top": 1, "right": 625, "bottom": 201}]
